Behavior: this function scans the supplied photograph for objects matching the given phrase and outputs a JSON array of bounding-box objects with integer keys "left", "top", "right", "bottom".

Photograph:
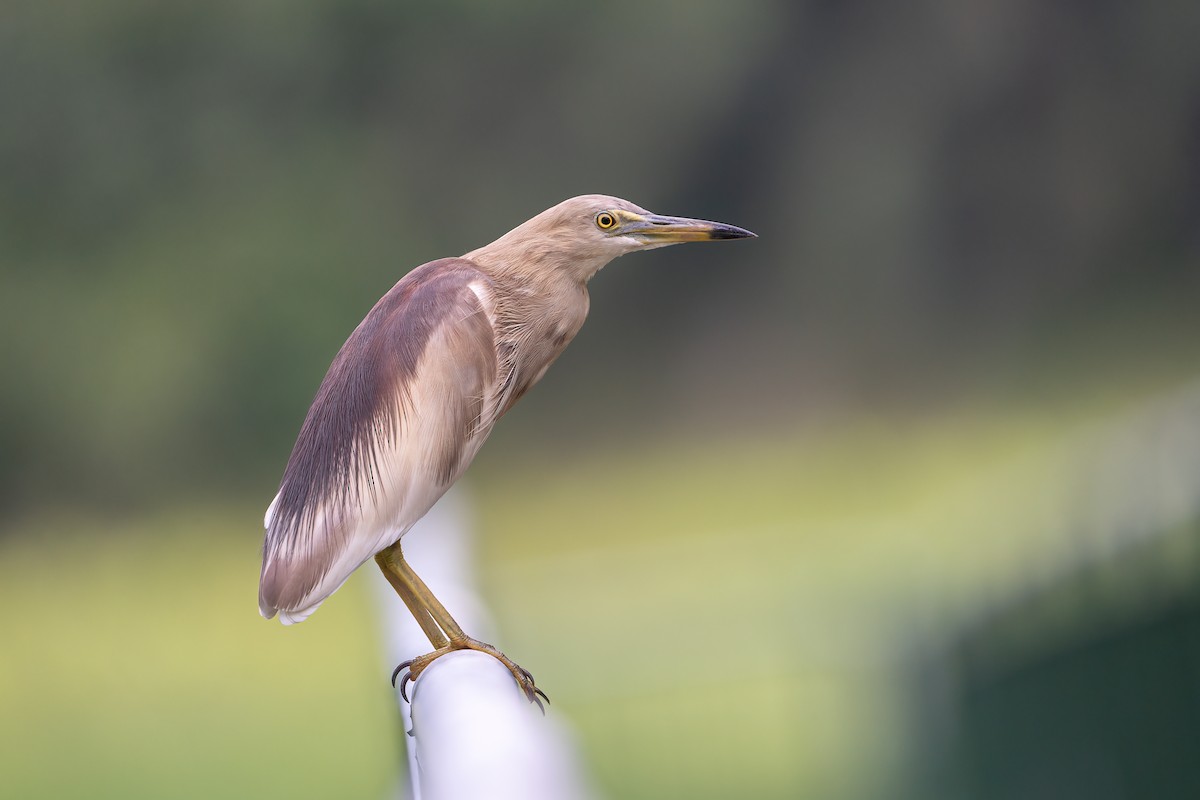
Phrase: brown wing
[{"left": 258, "top": 258, "right": 498, "bottom": 623}]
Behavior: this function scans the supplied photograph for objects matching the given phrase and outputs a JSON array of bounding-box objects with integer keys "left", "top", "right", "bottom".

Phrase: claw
[
  {"left": 391, "top": 659, "right": 414, "bottom": 688},
  {"left": 388, "top": 642, "right": 549, "bottom": 713},
  {"left": 527, "top": 685, "right": 549, "bottom": 714}
]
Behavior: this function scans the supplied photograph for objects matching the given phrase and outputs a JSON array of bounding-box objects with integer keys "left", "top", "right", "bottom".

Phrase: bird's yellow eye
[{"left": 595, "top": 212, "right": 617, "bottom": 230}]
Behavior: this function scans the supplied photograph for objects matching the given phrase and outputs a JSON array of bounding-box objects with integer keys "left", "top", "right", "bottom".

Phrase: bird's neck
[
  {"left": 463, "top": 228, "right": 614, "bottom": 286},
  {"left": 463, "top": 236, "right": 594, "bottom": 418}
]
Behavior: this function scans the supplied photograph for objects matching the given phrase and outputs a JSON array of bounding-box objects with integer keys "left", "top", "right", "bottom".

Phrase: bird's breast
[{"left": 485, "top": 281, "right": 589, "bottom": 416}]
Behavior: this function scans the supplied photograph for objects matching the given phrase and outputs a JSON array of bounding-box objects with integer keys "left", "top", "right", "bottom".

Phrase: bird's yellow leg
[
  {"left": 375, "top": 541, "right": 547, "bottom": 710},
  {"left": 374, "top": 552, "right": 448, "bottom": 649}
]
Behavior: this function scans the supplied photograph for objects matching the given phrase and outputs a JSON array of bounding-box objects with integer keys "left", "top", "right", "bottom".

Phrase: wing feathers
[{"left": 259, "top": 258, "right": 498, "bottom": 621}]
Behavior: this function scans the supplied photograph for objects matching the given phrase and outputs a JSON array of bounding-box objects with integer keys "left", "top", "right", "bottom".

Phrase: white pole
[{"left": 373, "top": 489, "right": 598, "bottom": 800}]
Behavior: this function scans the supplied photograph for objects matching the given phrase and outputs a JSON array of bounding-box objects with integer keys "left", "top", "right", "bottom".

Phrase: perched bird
[{"left": 259, "top": 195, "right": 755, "bottom": 705}]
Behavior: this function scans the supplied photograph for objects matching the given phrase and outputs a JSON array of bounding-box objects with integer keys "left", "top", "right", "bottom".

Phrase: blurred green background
[{"left": 3, "top": 1, "right": 1199, "bottom": 798}]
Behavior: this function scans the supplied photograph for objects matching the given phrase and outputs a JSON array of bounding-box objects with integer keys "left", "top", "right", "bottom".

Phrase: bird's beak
[{"left": 624, "top": 212, "right": 757, "bottom": 244}]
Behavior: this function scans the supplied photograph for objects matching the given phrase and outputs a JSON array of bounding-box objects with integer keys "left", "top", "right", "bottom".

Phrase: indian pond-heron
[{"left": 259, "top": 195, "right": 755, "bottom": 705}]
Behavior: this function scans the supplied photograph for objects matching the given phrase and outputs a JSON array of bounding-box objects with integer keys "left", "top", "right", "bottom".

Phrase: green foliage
[
  {"left": 0, "top": 506, "right": 396, "bottom": 799},
  {"left": 3, "top": 1, "right": 1199, "bottom": 512},
  {"left": 4, "top": 386, "right": 1188, "bottom": 799},
  {"left": 5, "top": 4, "right": 1198, "bottom": 797}
]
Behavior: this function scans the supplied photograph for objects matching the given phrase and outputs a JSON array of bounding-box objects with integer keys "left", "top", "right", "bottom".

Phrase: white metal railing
[{"left": 372, "top": 489, "right": 598, "bottom": 800}]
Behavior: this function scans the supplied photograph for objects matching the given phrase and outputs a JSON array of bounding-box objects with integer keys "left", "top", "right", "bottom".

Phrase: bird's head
[{"left": 465, "top": 194, "right": 756, "bottom": 283}]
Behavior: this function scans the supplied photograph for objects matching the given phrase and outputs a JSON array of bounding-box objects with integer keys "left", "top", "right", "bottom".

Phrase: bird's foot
[{"left": 391, "top": 637, "right": 549, "bottom": 712}]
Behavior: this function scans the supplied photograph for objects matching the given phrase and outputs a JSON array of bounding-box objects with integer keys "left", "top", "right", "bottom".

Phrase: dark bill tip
[{"left": 708, "top": 223, "right": 757, "bottom": 240}]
